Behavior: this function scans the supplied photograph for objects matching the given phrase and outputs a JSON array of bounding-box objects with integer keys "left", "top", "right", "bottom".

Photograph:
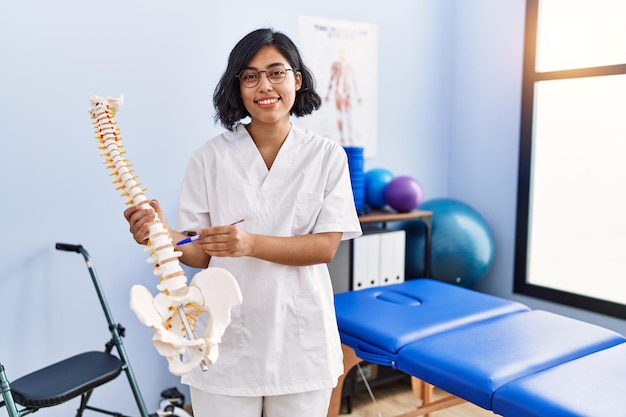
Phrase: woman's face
[{"left": 239, "top": 45, "right": 302, "bottom": 127}]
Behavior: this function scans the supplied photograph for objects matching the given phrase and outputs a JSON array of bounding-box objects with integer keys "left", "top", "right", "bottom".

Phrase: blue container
[{"left": 343, "top": 146, "right": 365, "bottom": 214}]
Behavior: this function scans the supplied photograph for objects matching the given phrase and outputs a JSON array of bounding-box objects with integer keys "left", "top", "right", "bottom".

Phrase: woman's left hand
[{"left": 195, "top": 223, "right": 251, "bottom": 258}]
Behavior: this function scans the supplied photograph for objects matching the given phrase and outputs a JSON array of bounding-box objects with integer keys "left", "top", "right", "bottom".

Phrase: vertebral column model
[{"left": 89, "top": 95, "right": 242, "bottom": 376}]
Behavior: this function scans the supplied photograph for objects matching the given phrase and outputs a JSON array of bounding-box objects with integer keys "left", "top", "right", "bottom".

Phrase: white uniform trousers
[{"left": 189, "top": 386, "right": 333, "bottom": 417}]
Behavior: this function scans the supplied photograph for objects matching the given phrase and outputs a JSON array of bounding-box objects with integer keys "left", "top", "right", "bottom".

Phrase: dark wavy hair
[{"left": 213, "top": 28, "right": 322, "bottom": 131}]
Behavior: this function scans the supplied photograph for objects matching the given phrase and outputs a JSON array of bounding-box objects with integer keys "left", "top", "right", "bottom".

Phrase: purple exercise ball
[{"left": 384, "top": 176, "right": 424, "bottom": 213}]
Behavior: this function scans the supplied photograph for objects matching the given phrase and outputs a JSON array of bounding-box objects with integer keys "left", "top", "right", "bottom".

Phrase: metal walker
[{"left": 0, "top": 243, "right": 153, "bottom": 417}]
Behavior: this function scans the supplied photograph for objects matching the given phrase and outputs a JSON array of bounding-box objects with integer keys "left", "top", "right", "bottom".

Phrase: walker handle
[{"left": 55, "top": 242, "right": 83, "bottom": 253}]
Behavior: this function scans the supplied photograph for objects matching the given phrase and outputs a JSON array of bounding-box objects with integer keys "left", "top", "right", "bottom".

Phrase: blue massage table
[{"left": 328, "top": 279, "right": 626, "bottom": 417}]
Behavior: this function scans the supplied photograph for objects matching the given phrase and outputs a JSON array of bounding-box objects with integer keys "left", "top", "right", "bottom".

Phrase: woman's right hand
[{"left": 123, "top": 199, "right": 166, "bottom": 244}]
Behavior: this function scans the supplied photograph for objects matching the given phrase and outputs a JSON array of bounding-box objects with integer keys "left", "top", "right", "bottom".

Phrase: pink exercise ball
[{"left": 384, "top": 176, "right": 424, "bottom": 213}]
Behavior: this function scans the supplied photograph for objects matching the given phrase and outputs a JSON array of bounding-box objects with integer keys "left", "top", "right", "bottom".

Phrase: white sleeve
[{"left": 174, "top": 151, "right": 211, "bottom": 233}]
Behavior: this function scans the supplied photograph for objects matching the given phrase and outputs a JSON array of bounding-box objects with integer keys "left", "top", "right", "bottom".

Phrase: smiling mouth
[{"left": 256, "top": 98, "right": 280, "bottom": 105}]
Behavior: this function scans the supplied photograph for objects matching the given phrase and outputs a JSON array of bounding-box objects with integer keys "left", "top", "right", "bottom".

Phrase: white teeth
[{"left": 257, "top": 98, "right": 278, "bottom": 105}]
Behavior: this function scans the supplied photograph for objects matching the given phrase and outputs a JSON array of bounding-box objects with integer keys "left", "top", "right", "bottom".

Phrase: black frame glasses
[{"left": 236, "top": 64, "right": 294, "bottom": 88}]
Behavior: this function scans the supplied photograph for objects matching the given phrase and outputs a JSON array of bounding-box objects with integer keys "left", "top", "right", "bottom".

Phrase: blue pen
[
  {"left": 175, "top": 234, "right": 202, "bottom": 246},
  {"left": 175, "top": 219, "right": 245, "bottom": 246}
]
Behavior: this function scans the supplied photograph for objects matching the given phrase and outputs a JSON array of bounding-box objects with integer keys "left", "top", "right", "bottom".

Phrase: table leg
[
  {"left": 422, "top": 216, "right": 432, "bottom": 277},
  {"left": 327, "top": 344, "right": 364, "bottom": 417}
]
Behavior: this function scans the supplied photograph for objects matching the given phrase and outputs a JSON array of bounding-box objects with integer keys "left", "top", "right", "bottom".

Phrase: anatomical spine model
[{"left": 89, "top": 95, "right": 242, "bottom": 376}]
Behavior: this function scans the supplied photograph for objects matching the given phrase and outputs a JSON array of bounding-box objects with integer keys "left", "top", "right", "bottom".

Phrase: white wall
[{"left": 0, "top": 1, "right": 449, "bottom": 414}]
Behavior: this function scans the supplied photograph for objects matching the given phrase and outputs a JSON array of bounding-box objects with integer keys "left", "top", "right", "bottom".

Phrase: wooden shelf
[{"left": 359, "top": 209, "right": 432, "bottom": 224}]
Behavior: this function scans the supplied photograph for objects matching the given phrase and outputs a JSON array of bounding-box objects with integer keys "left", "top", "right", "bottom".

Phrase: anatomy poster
[{"left": 298, "top": 16, "right": 378, "bottom": 157}]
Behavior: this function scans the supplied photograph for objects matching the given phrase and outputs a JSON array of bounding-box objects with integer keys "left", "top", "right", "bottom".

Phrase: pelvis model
[{"left": 89, "top": 95, "right": 242, "bottom": 376}]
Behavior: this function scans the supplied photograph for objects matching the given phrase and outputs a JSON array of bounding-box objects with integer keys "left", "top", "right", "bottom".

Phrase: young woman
[{"left": 124, "top": 28, "right": 362, "bottom": 417}]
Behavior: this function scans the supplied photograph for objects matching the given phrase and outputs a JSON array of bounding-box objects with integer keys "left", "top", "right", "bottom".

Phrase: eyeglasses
[{"left": 236, "top": 64, "right": 294, "bottom": 88}]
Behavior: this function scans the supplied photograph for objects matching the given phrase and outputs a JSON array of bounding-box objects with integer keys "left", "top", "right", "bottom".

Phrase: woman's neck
[
  {"left": 246, "top": 119, "right": 291, "bottom": 146},
  {"left": 245, "top": 120, "right": 292, "bottom": 170}
]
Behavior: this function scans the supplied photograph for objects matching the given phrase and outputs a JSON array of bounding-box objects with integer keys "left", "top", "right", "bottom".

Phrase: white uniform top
[{"left": 175, "top": 124, "right": 362, "bottom": 396}]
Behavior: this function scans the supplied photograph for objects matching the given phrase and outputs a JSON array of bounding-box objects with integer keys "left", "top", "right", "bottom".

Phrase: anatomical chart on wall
[{"left": 298, "top": 16, "right": 378, "bottom": 157}]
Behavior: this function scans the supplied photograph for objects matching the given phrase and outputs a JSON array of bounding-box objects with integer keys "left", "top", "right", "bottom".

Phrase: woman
[{"left": 124, "top": 28, "right": 362, "bottom": 417}]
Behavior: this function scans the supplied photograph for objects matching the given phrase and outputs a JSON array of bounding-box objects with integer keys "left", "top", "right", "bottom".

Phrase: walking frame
[{"left": 0, "top": 243, "right": 154, "bottom": 417}]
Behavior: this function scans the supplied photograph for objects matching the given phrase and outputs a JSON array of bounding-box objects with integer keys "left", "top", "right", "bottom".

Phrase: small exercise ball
[
  {"left": 404, "top": 198, "right": 495, "bottom": 288},
  {"left": 365, "top": 168, "right": 394, "bottom": 209},
  {"left": 384, "top": 176, "right": 423, "bottom": 213}
]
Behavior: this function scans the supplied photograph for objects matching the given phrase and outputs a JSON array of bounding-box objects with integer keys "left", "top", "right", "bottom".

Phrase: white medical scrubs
[{"left": 175, "top": 124, "right": 362, "bottom": 396}]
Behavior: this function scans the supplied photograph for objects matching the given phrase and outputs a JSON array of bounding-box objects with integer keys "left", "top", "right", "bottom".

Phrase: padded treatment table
[
  {"left": 396, "top": 310, "right": 625, "bottom": 411},
  {"left": 492, "top": 342, "right": 626, "bottom": 417},
  {"left": 328, "top": 279, "right": 530, "bottom": 416},
  {"left": 335, "top": 279, "right": 530, "bottom": 368},
  {"left": 329, "top": 279, "right": 626, "bottom": 417}
]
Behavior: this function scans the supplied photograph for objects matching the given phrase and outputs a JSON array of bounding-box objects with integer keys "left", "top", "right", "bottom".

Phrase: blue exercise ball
[
  {"left": 364, "top": 168, "right": 394, "bottom": 209},
  {"left": 403, "top": 198, "right": 495, "bottom": 287}
]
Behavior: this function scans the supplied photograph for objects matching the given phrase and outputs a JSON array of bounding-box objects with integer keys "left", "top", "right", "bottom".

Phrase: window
[{"left": 515, "top": 0, "right": 626, "bottom": 318}]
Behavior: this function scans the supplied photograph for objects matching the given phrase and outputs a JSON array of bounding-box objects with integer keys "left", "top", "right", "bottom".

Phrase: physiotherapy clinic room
[{"left": 2, "top": 1, "right": 624, "bottom": 415}]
